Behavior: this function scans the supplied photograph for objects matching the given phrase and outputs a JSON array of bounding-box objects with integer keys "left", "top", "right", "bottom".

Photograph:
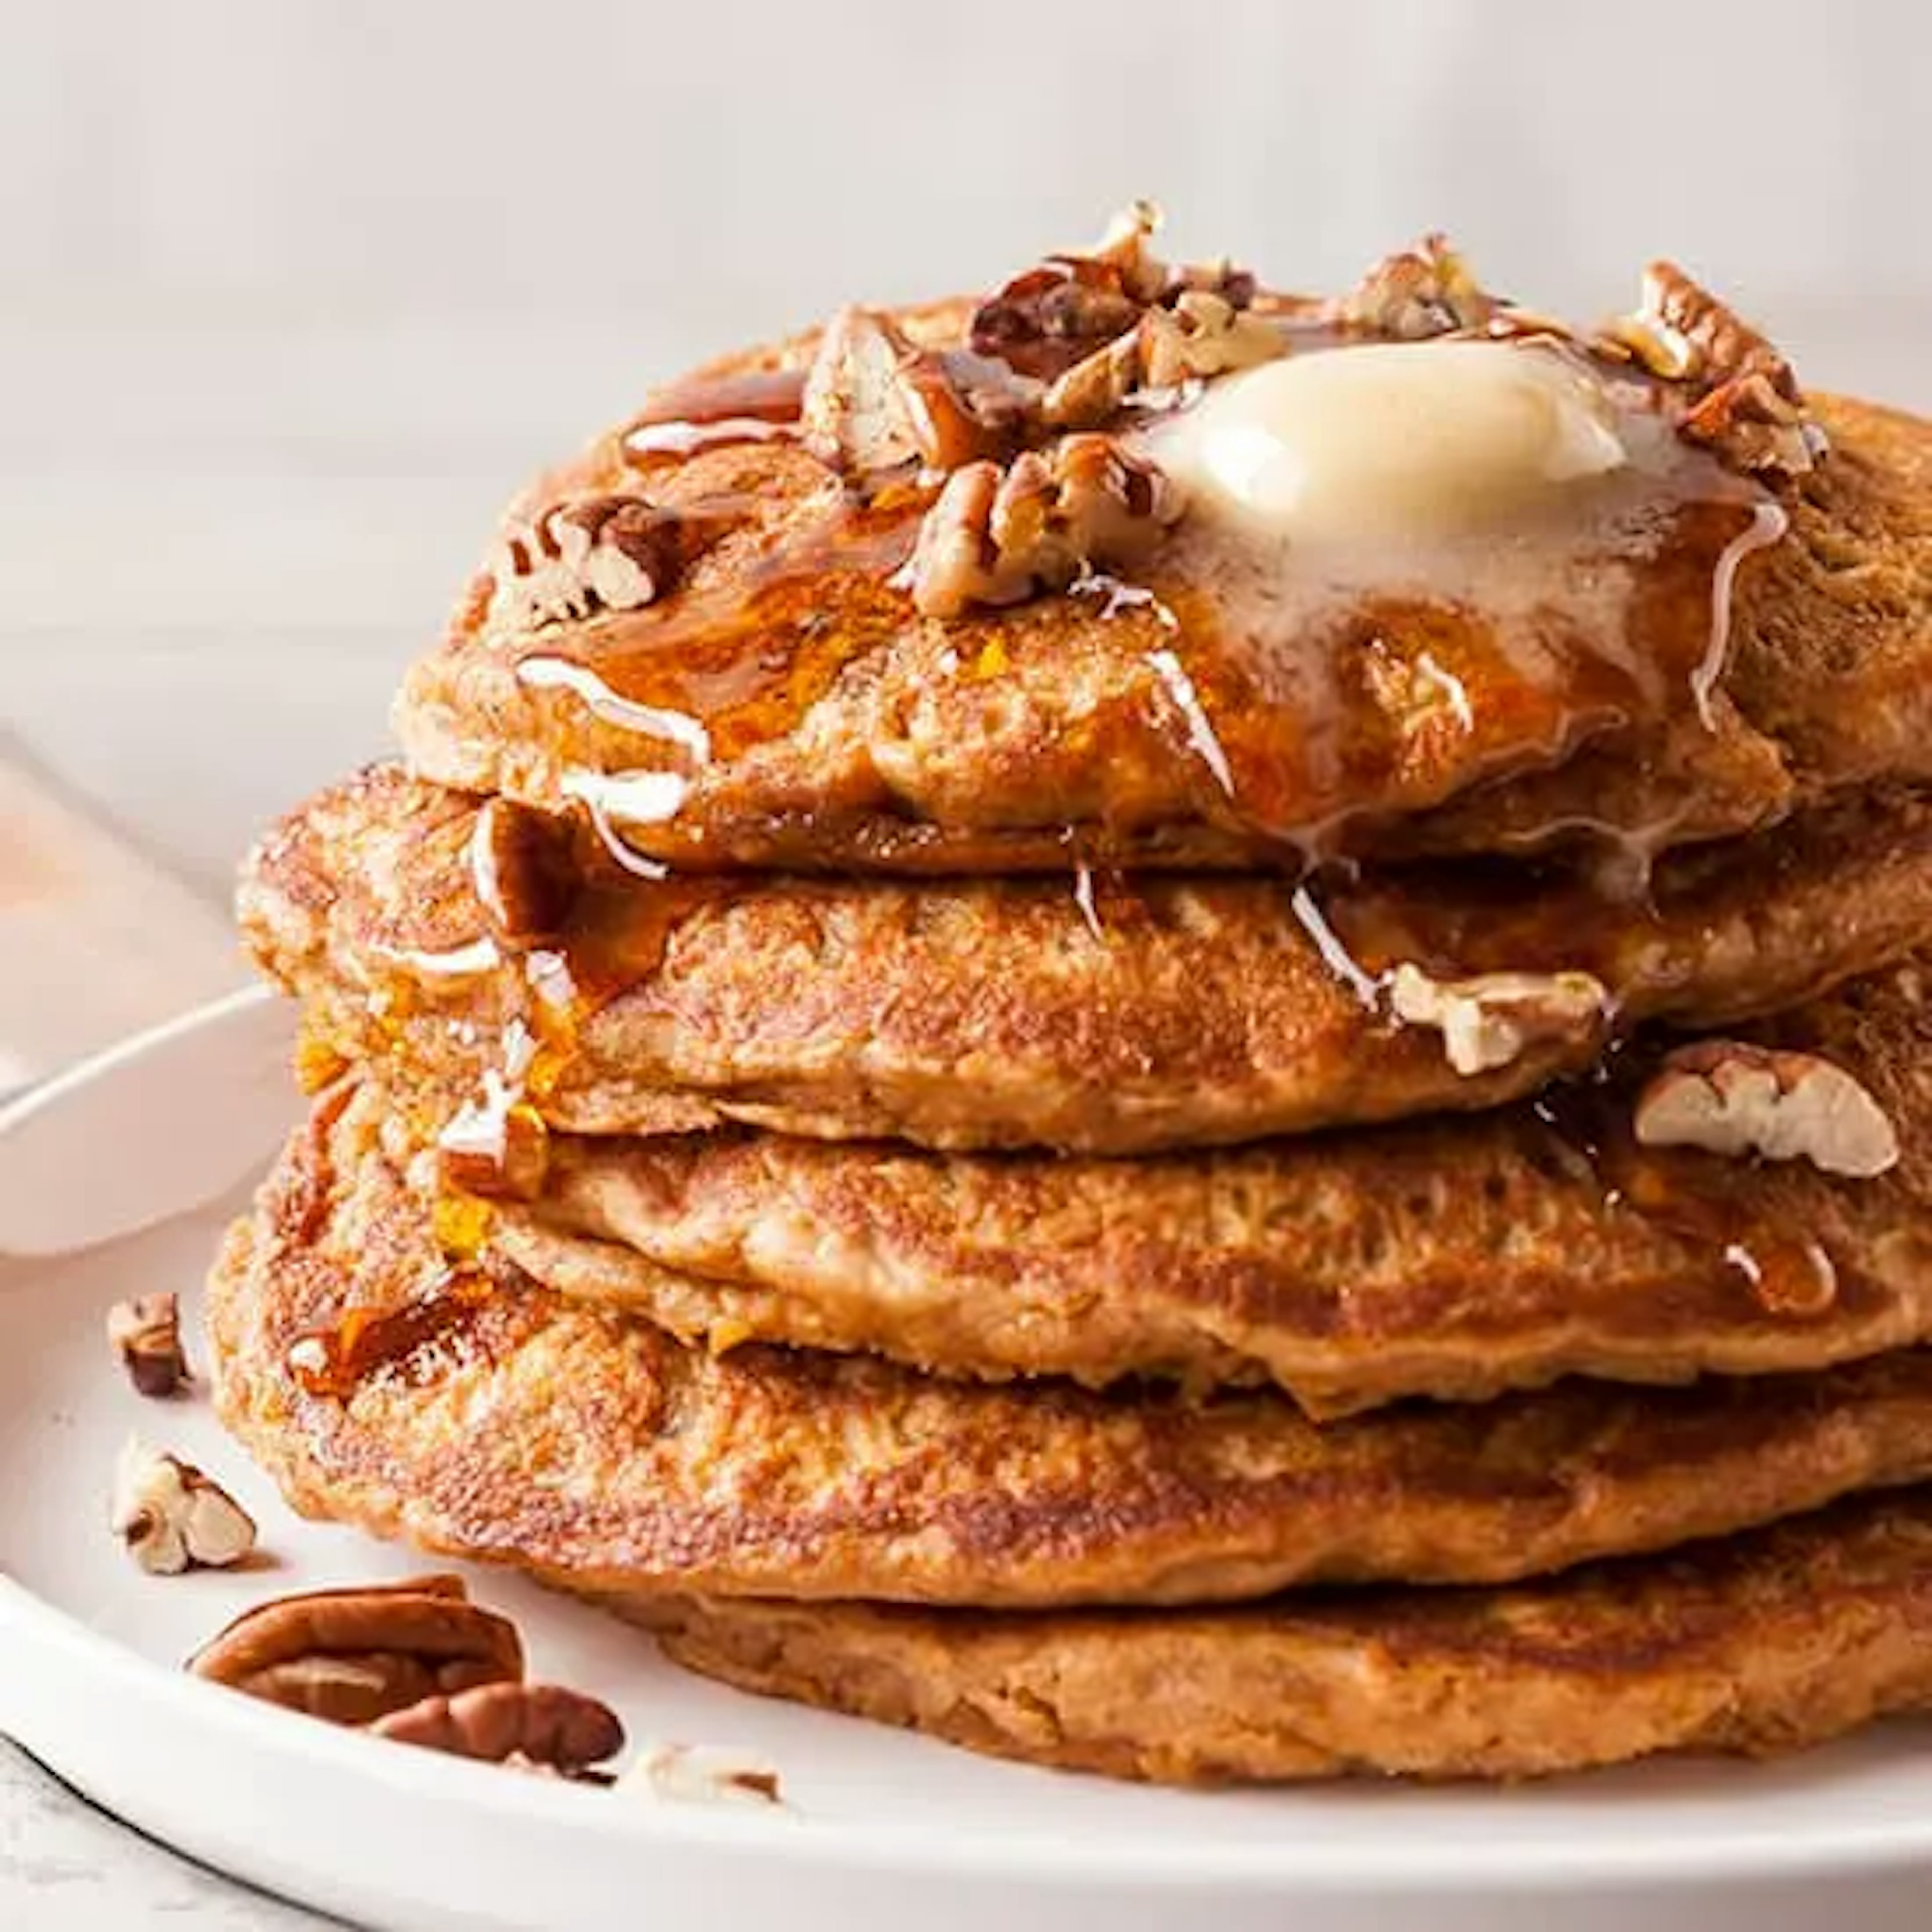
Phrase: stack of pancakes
[{"left": 209, "top": 215, "right": 1932, "bottom": 1784}]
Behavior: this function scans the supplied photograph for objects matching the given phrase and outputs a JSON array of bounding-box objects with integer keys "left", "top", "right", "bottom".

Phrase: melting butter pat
[{"left": 1150, "top": 339, "right": 1628, "bottom": 544}]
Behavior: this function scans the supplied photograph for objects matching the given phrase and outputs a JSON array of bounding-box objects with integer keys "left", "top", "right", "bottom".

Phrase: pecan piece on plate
[
  {"left": 111, "top": 1441, "right": 255, "bottom": 1575},
  {"left": 105, "top": 1291, "right": 190, "bottom": 1397},
  {"left": 187, "top": 1575, "right": 524, "bottom": 1724},
  {"left": 372, "top": 1681, "right": 624, "bottom": 1775},
  {"left": 618, "top": 1740, "right": 786, "bottom": 1807}
]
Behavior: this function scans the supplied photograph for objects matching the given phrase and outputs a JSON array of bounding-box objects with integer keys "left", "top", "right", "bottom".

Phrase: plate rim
[{"left": 6, "top": 991, "right": 1932, "bottom": 1899}]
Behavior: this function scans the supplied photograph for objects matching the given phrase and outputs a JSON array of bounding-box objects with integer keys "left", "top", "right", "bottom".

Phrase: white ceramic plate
[{"left": 6, "top": 998, "right": 1932, "bottom": 1932}]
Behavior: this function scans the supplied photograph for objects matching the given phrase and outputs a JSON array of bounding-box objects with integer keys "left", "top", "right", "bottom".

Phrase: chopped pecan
[
  {"left": 970, "top": 203, "right": 1166, "bottom": 381},
  {"left": 1087, "top": 198, "right": 1169, "bottom": 302},
  {"left": 1388, "top": 964, "right": 1609, "bottom": 1076},
  {"left": 971, "top": 262, "right": 1142, "bottom": 383},
  {"left": 490, "top": 496, "right": 685, "bottom": 632},
  {"left": 972, "top": 202, "right": 1269, "bottom": 392},
  {"left": 112, "top": 1441, "right": 256, "bottom": 1575},
  {"left": 105, "top": 1292, "right": 189, "bottom": 1397},
  {"left": 1680, "top": 370, "right": 1825, "bottom": 481},
  {"left": 371, "top": 1682, "right": 624, "bottom": 1773},
  {"left": 1613, "top": 261, "right": 1798, "bottom": 399},
  {"left": 188, "top": 1576, "right": 525, "bottom": 1724},
  {"left": 910, "top": 435, "right": 1184, "bottom": 619},
  {"left": 1042, "top": 292, "right": 1285, "bottom": 429},
  {"left": 801, "top": 306, "right": 996, "bottom": 474},
  {"left": 469, "top": 796, "right": 576, "bottom": 946},
  {"left": 620, "top": 1741, "right": 785, "bottom": 1807},
  {"left": 1337, "top": 234, "right": 1495, "bottom": 339},
  {"left": 1138, "top": 290, "right": 1285, "bottom": 390},
  {"left": 1598, "top": 263, "right": 1823, "bottom": 478},
  {"left": 1161, "top": 256, "right": 1258, "bottom": 311},
  {"left": 1039, "top": 329, "right": 1145, "bottom": 431},
  {"left": 1634, "top": 1042, "right": 1897, "bottom": 1178}
]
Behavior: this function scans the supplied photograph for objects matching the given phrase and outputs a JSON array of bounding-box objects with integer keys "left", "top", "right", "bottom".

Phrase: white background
[{"left": 4, "top": 0, "right": 1930, "bottom": 898}]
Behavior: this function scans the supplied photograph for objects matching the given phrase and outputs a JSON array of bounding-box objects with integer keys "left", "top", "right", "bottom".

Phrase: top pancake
[{"left": 391, "top": 245, "right": 1932, "bottom": 875}]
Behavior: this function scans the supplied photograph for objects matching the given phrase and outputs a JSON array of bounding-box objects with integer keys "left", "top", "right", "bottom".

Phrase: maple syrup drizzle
[
  {"left": 1071, "top": 863, "right": 1104, "bottom": 942},
  {"left": 287, "top": 1270, "right": 494, "bottom": 1400},
  {"left": 1694, "top": 499, "right": 1788, "bottom": 727},
  {"left": 509, "top": 494, "right": 924, "bottom": 834},
  {"left": 625, "top": 417, "right": 796, "bottom": 461},
  {"left": 1531, "top": 1081, "right": 1841, "bottom": 1317},
  {"left": 564, "top": 773, "right": 687, "bottom": 865},
  {"left": 518, "top": 656, "right": 713, "bottom": 762},
  {"left": 1145, "top": 645, "right": 1236, "bottom": 799},
  {"left": 1289, "top": 883, "right": 1383, "bottom": 1009},
  {"left": 367, "top": 936, "right": 502, "bottom": 978},
  {"left": 619, "top": 365, "right": 806, "bottom": 467}
]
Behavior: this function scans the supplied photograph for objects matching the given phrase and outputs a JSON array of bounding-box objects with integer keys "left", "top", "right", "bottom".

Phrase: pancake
[
  {"left": 478, "top": 957, "right": 1932, "bottom": 1414},
  {"left": 245, "top": 768, "right": 1932, "bottom": 1152},
  {"left": 618, "top": 1487, "right": 1932, "bottom": 1784},
  {"left": 392, "top": 261, "right": 1930, "bottom": 878},
  {"left": 209, "top": 1078, "right": 1932, "bottom": 1607}
]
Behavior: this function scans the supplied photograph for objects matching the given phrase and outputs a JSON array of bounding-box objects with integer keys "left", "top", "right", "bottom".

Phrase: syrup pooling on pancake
[
  {"left": 286, "top": 1269, "right": 496, "bottom": 1401},
  {"left": 621, "top": 366, "right": 806, "bottom": 461},
  {"left": 1530, "top": 1066, "right": 1843, "bottom": 1323},
  {"left": 448, "top": 219, "right": 1806, "bottom": 871}
]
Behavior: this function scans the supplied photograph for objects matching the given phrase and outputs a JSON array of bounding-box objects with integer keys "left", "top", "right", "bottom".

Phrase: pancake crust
[
  {"left": 484, "top": 958, "right": 1932, "bottom": 1414},
  {"left": 244, "top": 770, "right": 1932, "bottom": 1152},
  {"left": 620, "top": 1488, "right": 1932, "bottom": 1784},
  {"left": 394, "top": 290, "right": 1930, "bottom": 876},
  {"left": 209, "top": 1080, "right": 1932, "bottom": 1607}
]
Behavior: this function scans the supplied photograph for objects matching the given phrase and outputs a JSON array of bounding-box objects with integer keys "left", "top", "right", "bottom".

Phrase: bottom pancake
[
  {"left": 211, "top": 1078, "right": 1932, "bottom": 1606},
  {"left": 616, "top": 1488, "right": 1932, "bottom": 1785}
]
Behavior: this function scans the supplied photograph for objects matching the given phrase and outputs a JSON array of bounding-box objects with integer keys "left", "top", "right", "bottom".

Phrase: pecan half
[
  {"left": 801, "top": 306, "right": 995, "bottom": 474},
  {"left": 489, "top": 495, "right": 685, "bottom": 632},
  {"left": 1634, "top": 1043, "right": 1898, "bottom": 1178},
  {"left": 371, "top": 1682, "right": 624, "bottom": 1773},
  {"left": 105, "top": 1292, "right": 189, "bottom": 1397},
  {"left": 910, "top": 435, "right": 1184, "bottom": 619},
  {"left": 1388, "top": 964, "right": 1609, "bottom": 1077},
  {"left": 1610, "top": 261, "right": 1797, "bottom": 399},
  {"left": 188, "top": 1576, "right": 525, "bottom": 1724},
  {"left": 112, "top": 1441, "right": 256, "bottom": 1575},
  {"left": 1337, "top": 234, "right": 1495, "bottom": 339}
]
